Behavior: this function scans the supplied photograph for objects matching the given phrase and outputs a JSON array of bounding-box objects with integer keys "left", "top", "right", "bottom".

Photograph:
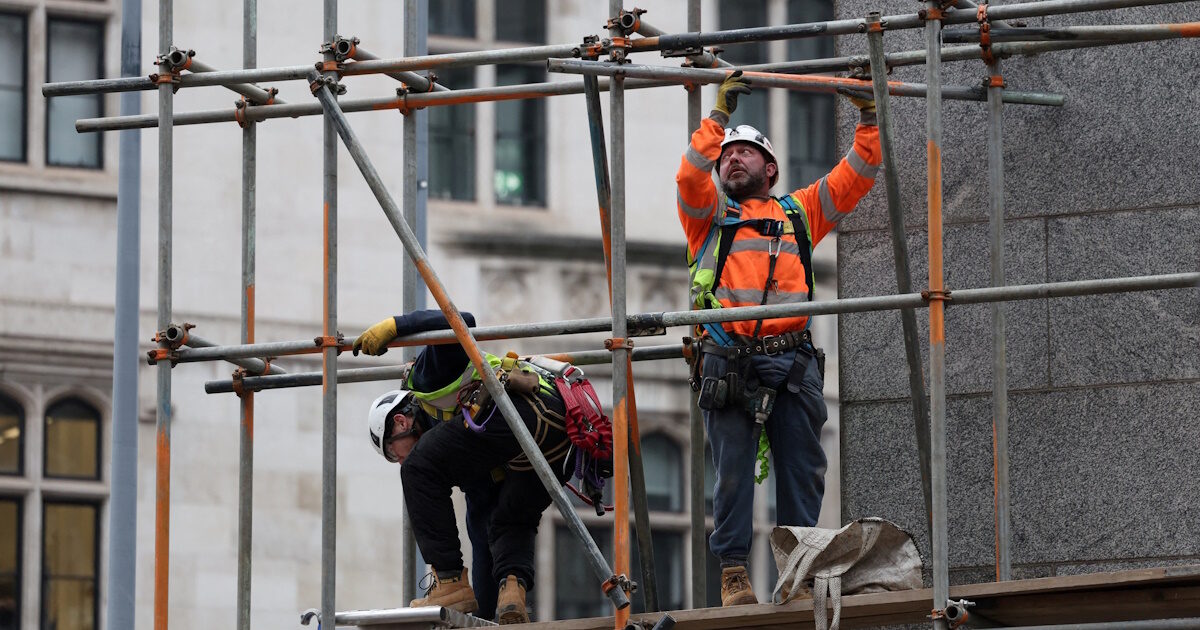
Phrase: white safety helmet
[
  {"left": 367, "top": 389, "right": 417, "bottom": 463},
  {"left": 720, "top": 124, "right": 779, "bottom": 186}
]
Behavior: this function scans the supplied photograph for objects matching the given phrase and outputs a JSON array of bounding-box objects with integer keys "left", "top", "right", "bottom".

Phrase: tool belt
[
  {"left": 699, "top": 330, "right": 813, "bottom": 360},
  {"left": 688, "top": 330, "right": 823, "bottom": 412}
]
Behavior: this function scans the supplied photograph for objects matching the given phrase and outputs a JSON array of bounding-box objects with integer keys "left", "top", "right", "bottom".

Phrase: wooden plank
[{"left": 513, "top": 565, "right": 1200, "bottom": 630}]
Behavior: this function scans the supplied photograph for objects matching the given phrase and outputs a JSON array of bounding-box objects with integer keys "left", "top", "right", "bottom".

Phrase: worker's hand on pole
[
  {"left": 352, "top": 317, "right": 398, "bottom": 356},
  {"left": 837, "top": 85, "right": 877, "bottom": 114},
  {"left": 713, "top": 70, "right": 752, "bottom": 118}
]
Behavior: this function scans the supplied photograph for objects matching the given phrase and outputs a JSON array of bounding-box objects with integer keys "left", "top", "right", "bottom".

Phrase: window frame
[
  {"left": 38, "top": 499, "right": 99, "bottom": 630},
  {"left": 41, "top": 398, "right": 101, "bottom": 482},
  {"left": 43, "top": 15, "right": 105, "bottom": 170},
  {"left": 0, "top": 10, "right": 29, "bottom": 164}
]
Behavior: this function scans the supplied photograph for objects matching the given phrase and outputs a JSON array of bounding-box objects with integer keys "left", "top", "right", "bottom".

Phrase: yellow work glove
[
  {"left": 713, "top": 70, "right": 752, "bottom": 117},
  {"left": 838, "top": 85, "right": 876, "bottom": 114},
  {"left": 352, "top": 317, "right": 397, "bottom": 356}
]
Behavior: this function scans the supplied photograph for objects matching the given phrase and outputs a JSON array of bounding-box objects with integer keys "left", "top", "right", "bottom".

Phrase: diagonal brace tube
[{"left": 308, "top": 73, "right": 630, "bottom": 612}]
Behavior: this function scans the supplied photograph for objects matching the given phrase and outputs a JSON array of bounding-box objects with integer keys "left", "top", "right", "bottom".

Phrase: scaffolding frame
[{"left": 45, "top": 0, "right": 1200, "bottom": 629}]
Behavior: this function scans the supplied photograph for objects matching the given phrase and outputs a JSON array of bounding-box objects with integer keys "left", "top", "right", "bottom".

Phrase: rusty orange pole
[
  {"left": 925, "top": 0, "right": 951, "bottom": 627},
  {"left": 152, "top": 0, "right": 175, "bottom": 628},
  {"left": 310, "top": 76, "right": 631, "bottom": 613}
]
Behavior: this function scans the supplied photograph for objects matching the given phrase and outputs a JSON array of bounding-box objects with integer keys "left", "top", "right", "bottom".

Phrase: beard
[{"left": 721, "top": 168, "right": 768, "bottom": 200}]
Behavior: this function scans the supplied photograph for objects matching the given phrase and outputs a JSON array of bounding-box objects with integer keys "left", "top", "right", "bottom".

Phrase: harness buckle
[{"left": 760, "top": 334, "right": 783, "bottom": 355}]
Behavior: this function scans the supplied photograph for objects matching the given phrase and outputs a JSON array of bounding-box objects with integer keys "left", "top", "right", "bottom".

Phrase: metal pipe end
[
  {"left": 334, "top": 38, "right": 356, "bottom": 58},
  {"left": 618, "top": 11, "right": 640, "bottom": 32},
  {"left": 167, "top": 48, "right": 192, "bottom": 69}
]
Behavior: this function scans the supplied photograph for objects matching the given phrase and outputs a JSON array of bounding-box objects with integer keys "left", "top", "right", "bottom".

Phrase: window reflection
[
  {"left": 0, "top": 395, "right": 21, "bottom": 475},
  {"left": 0, "top": 499, "right": 20, "bottom": 630},
  {"left": 41, "top": 502, "right": 97, "bottom": 630},
  {"left": 43, "top": 399, "right": 99, "bottom": 480}
]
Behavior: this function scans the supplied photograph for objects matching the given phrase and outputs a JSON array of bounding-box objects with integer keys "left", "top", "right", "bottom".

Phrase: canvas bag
[{"left": 770, "top": 517, "right": 923, "bottom": 630}]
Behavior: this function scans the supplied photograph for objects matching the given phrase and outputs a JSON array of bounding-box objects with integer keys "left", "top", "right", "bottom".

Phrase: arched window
[
  {"left": 0, "top": 394, "right": 22, "bottom": 475},
  {"left": 642, "top": 434, "right": 682, "bottom": 512},
  {"left": 43, "top": 398, "right": 100, "bottom": 480}
]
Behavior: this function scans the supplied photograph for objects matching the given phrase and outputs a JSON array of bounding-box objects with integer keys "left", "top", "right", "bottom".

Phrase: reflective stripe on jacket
[{"left": 676, "top": 117, "right": 881, "bottom": 337}]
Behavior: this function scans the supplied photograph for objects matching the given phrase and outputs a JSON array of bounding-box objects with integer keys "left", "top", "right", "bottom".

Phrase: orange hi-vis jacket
[{"left": 677, "top": 116, "right": 881, "bottom": 339}]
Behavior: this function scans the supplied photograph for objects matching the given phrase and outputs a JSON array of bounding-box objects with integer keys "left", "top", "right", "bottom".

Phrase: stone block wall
[{"left": 834, "top": 0, "right": 1200, "bottom": 582}]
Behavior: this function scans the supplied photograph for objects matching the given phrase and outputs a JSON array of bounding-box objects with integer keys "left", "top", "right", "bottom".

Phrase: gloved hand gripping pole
[{"left": 308, "top": 72, "right": 631, "bottom": 612}]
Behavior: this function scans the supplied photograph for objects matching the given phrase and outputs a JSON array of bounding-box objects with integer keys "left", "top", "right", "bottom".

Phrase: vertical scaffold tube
[
  {"left": 153, "top": 1, "right": 174, "bottom": 629},
  {"left": 608, "top": 0, "right": 632, "bottom": 626},
  {"left": 309, "top": 78, "right": 631, "bottom": 613},
  {"left": 320, "top": 0, "right": 338, "bottom": 626},
  {"left": 398, "top": 0, "right": 424, "bottom": 604},
  {"left": 582, "top": 70, "right": 658, "bottom": 614},
  {"left": 987, "top": 57, "right": 1012, "bottom": 582},
  {"left": 686, "top": 0, "right": 707, "bottom": 610},
  {"left": 107, "top": 0, "right": 141, "bottom": 626},
  {"left": 925, "top": 1, "right": 950, "bottom": 628},
  {"left": 236, "top": 0, "right": 257, "bottom": 627},
  {"left": 865, "top": 12, "right": 933, "bottom": 540}
]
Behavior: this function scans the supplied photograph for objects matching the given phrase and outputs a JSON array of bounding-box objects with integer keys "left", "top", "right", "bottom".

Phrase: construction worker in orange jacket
[{"left": 678, "top": 71, "right": 880, "bottom": 607}]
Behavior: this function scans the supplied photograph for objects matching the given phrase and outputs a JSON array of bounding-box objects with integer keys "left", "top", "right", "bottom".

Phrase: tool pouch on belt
[{"left": 696, "top": 348, "right": 752, "bottom": 412}]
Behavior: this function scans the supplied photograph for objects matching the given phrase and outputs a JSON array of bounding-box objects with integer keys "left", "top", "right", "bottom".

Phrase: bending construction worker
[
  {"left": 356, "top": 309, "right": 610, "bottom": 624},
  {"left": 678, "top": 71, "right": 880, "bottom": 606}
]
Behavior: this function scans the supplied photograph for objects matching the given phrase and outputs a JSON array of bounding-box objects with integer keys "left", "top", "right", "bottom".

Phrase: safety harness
[{"left": 687, "top": 194, "right": 815, "bottom": 345}]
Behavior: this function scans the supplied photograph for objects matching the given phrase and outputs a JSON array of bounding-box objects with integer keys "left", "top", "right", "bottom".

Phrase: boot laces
[
  {"left": 418, "top": 570, "right": 436, "bottom": 595},
  {"left": 724, "top": 569, "right": 750, "bottom": 592}
]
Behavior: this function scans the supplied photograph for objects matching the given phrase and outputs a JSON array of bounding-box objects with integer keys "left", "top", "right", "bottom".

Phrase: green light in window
[{"left": 494, "top": 170, "right": 524, "bottom": 199}]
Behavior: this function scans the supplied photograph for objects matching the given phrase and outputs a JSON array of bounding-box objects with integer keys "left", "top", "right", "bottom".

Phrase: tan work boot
[
  {"left": 410, "top": 568, "right": 478, "bottom": 614},
  {"left": 496, "top": 575, "right": 530, "bottom": 624},
  {"left": 720, "top": 566, "right": 758, "bottom": 606}
]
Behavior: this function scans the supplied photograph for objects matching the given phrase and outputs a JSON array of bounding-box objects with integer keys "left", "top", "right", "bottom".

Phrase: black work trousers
[{"left": 401, "top": 390, "right": 570, "bottom": 592}]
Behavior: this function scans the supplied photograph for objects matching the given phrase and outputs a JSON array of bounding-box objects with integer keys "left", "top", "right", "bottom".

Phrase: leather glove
[
  {"left": 837, "top": 86, "right": 876, "bottom": 114},
  {"left": 352, "top": 317, "right": 397, "bottom": 356},
  {"left": 713, "top": 70, "right": 752, "bottom": 117}
]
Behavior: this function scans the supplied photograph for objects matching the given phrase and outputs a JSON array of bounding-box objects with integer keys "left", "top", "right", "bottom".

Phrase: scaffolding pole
[
  {"left": 926, "top": 0, "right": 950, "bottom": 626},
  {"left": 608, "top": 2, "right": 635, "bottom": 624},
  {"left": 987, "top": 54, "right": 1013, "bottom": 582},
  {"left": 685, "top": 0, "right": 707, "bottom": 610},
  {"left": 236, "top": 0, "right": 258, "bottom": 627},
  {"left": 151, "top": 272, "right": 1199, "bottom": 369},
  {"left": 942, "top": 22, "right": 1200, "bottom": 43},
  {"left": 193, "top": 273, "right": 1200, "bottom": 394},
  {"left": 865, "top": 10, "right": 933, "bottom": 549},
  {"left": 548, "top": 60, "right": 1066, "bottom": 106},
  {"left": 320, "top": 0, "right": 338, "bottom": 625},
  {"left": 74, "top": 27, "right": 1200, "bottom": 134},
  {"left": 308, "top": 75, "right": 630, "bottom": 612},
  {"left": 152, "top": 1, "right": 174, "bottom": 628}
]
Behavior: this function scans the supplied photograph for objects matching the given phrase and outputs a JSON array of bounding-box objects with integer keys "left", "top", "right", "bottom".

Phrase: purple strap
[{"left": 462, "top": 403, "right": 497, "bottom": 433}]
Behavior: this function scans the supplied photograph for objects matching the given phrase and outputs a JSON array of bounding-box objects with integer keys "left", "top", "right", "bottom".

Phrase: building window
[
  {"left": 553, "top": 524, "right": 611, "bottom": 620},
  {"left": 787, "top": 0, "right": 836, "bottom": 186},
  {"left": 41, "top": 501, "right": 98, "bottom": 630},
  {"left": 45, "top": 18, "right": 104, "bottom": 169},
  {"left": 43, "top": 399, "right": 100, "bottom": 480},
  {"left": 495, "top": 0, "right": 545, "bottom": 44},
  {"left": 430, "top": 0, "right": 476, "bottom": 38},
  {"left": 429, "top": 66, "right": 477, "bottom": 201},
  {"left": 643, "top": 434, "right": 681, "bottom": 512},
  {"left": 494, "top": 64, "right": 546, "bottom": 206},
  {"left": 0, "top": 498, "right": 20, "bottom": 630},
  {"left": 718, "top": 0, "right": 770, "bottom": 134},
  {"left": 0, "top": 13, "right": 27, "bottom": 163},
  {"left": 0, "top": 395, "right": 22, "bottom": 475}
]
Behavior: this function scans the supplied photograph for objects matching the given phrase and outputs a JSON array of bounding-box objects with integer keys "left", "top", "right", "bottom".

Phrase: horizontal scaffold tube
[
  {"left": 167, "top": 272, "right": 1199, "bottom": 367},
  {"left": 942, "top": 21, "right": 1200, "bottom": 44},
  {"left": 548, "top": 59, "right": 1066, "bottom": 106},
  {"left": 74, "top": 31, "right": 1184, "bottom": 134},
  {"left": 204, "top": 344, "right": 687, "bottom": 394},
  {"left": 42, "top": 0, "right": 1189, "bottom": 99}
]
